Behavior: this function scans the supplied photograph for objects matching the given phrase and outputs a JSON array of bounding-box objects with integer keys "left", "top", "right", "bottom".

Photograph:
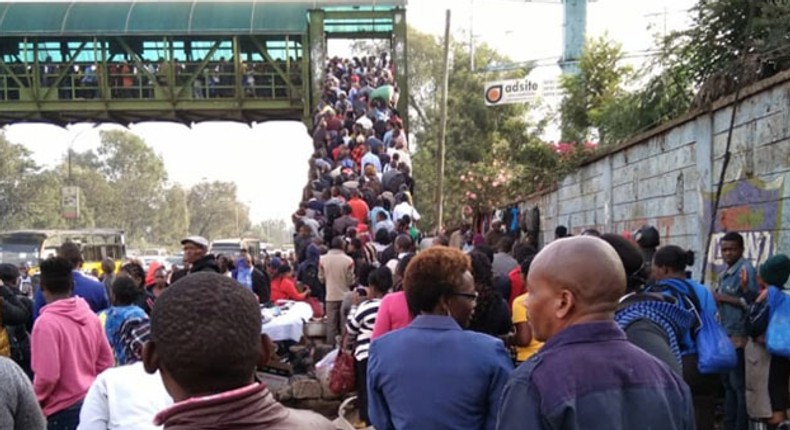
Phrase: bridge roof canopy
[{"left": 0, "top": 0, "right": 406, "bottom": 37}]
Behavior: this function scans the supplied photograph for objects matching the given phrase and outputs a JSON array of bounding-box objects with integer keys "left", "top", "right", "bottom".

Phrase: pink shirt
[
  {"left": 32, "top": 297, "right": 114, "bottom": 416},
  {"left": 371, "top": 291, "right": 413, "bottom": 340}
]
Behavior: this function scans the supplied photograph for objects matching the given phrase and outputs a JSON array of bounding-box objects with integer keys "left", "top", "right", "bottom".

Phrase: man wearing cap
[{"left": 171, "top": 237, "right": 220, "bottom": 284}]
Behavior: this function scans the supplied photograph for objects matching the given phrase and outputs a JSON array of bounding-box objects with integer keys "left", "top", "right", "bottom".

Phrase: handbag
[
  {"left": 767, "top": 289, "right": 790, "bottom": 357},
  {"left": 329, "top": 334, "right": 356, "bottom": 395},
  {"left": 305, "top": 297, "right": 325, "bottom": 319}
]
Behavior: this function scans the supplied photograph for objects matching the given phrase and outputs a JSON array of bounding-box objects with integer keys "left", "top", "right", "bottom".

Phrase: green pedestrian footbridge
[{"left": 0, "top": 0, "right": 407, "bottom": 127}]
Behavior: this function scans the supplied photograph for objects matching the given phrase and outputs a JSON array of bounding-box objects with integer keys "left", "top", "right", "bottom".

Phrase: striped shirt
[{"left": 346, "top": 298, "right": 382, "bottom": 361}]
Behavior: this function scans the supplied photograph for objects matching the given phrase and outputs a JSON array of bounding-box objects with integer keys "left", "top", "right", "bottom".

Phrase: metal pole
[
  {"left": 469, "top": 0, "right": 475, "bottom": 72},
  {"left": 436, "top": 10, "right": 451, "bottom": 231},
  {"left": 235, "top": 204, "right": 239, "bottom": 237}
]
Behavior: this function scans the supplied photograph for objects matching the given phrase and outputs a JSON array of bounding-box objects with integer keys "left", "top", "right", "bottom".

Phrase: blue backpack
[{"left": 647, "top": 278, "right": 737, "bottom": 374}]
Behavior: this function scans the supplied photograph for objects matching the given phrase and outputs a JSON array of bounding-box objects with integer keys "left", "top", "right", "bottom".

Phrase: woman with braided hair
[{"left": 467, "top": 251, "right": 512, "bottom": 338}]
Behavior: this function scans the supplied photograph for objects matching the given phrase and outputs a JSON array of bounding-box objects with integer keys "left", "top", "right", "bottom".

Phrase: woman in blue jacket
[
  {"left": 367, "top": 246, "right": 513, "bottom": 430},
  {"left": 650, "top": 245, "right": 720, "bottom": 430}
]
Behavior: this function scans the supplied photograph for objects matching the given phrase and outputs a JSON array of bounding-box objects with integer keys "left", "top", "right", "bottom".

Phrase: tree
[
  {"left": 154, "top": 185, "right": 189, "bottom": 248},
  {"left": 597, "top": 0, "right": 790, "bottom": 145},
  {"left": 559, "top": 36, "right": 633, "bottom": 145},
  {"left": 0, "top": 135, "right": 58, "bottom": 230},
  {"left": 19, "top": 170, "right": 69, "bottom": 230},
  {"left": 187, "top": 181, "right": 249, "bottom": 241},
  {"left": 408, "top": 27, "right": 560, "bottom": 229},
  {"left": 248, "top": 219, "right": 292, "bottom": 247},
  {"left": 664, "top": 0, "right": 790, "bottom": 106},
  {"left": 95, "top": 130, "right": 168, "bottom": 243}
]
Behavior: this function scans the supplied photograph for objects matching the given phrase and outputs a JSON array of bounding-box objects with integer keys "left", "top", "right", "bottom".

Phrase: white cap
[{"left": 181, "top": 236, "right": 209, "bottom": 249}]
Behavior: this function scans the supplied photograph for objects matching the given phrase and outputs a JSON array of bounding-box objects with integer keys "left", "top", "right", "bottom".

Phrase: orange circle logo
[{"left": 485, "top": 85, "right": 503, "bottom": 104}]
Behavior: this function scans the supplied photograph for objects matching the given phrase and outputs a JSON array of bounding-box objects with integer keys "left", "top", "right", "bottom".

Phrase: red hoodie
[{"left": 31, "top": 297, "right": 114, "bottom": 416}]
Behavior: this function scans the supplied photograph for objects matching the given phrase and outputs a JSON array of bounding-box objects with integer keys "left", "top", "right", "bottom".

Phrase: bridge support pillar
[{"left": 308, "top": 9, "right": 326, "bottom": 116}]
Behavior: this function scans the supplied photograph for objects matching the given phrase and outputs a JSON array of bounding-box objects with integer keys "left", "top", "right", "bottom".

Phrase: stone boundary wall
[{"left": 522, "top": 69, "right": 790, "bottom": 280}]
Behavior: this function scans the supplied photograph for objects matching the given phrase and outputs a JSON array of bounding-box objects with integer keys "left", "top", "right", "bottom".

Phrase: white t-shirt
[
  {"left": 393, "top": 202, "right": 420, "bottom": 224},
  {"left": 78, "top": 362, "right": 172, "bottom": 430}
]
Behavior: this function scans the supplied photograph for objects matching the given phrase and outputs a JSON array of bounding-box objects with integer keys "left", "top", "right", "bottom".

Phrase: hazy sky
[{"left": 6, "top": 0, "right": 694, "bottom": 224}]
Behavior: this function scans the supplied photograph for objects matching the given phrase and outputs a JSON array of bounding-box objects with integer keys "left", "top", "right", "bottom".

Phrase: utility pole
[
  {"left": 560, "top": 0, "right": 587, "bottom": 75},
  {"left": 436, "top": 9, "right": 451, "bottom": 231},
  {"left": 469, "top": 0, "right": 475, "bottom": 72}
]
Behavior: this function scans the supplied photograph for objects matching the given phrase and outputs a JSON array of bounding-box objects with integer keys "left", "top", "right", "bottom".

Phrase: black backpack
[
  {"left": 382, "top": 170, "right": 405, "bottom": 194},
  {"left": 325, "top": 202, "right": 341, "bottom": 222}
]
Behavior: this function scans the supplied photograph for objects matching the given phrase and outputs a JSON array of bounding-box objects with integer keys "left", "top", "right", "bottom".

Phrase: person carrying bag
[{"left": 648, "top": 277, "right": 737, "bottom": 373}]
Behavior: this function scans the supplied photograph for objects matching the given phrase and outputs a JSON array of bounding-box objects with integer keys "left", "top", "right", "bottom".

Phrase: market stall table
[{"left": 261, "top": 301, "right": 314, "bottom": 342}]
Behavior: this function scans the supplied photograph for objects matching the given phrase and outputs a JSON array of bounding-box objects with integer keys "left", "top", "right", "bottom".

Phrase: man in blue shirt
[
  {"left": 33, "top": 242, "right": 109, "bottom": 319},
  {"left": 360, "top": 143, "right": 382, "bottom": 174},
  {"left": 715, "top": 232, "right": 759, "bottom": 430},
  {"left": 497, "top": 236, "right": 694, "bottom": 430}
]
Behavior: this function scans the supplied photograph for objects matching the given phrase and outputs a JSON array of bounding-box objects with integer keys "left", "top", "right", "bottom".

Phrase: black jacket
[
  {"left": 170, "top": 255, "right": 221, "bottom": 285},
  {"left": 252, "top": 269, "right": 271, "bottom": 304},
  {"left": 1, "top": 285, "right": 32, "bottom": 377},
  {"left": 1, "top": 285, "right": 30, "bottom": 327},
  {"left": 189, "top": 255, "right": 221, "bottom": 274}
]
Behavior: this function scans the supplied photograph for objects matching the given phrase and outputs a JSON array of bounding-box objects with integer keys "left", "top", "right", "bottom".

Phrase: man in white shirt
[{"left": 392, "top": 195, "right": 420, "bottom": 226}]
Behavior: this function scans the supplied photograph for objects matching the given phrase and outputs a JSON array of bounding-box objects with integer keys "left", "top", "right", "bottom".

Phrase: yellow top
[{"left": 512, "top": 293, "right": 544, "bottom": 362}]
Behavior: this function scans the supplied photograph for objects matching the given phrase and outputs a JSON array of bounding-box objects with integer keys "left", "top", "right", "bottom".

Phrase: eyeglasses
[{"left": 452, "top": 292, "right": 478, "bottom": 302}]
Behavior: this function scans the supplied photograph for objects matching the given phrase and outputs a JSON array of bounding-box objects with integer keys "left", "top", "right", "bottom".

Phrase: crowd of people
[
  {"left": 0, "top": 233, "right": 338, "bottom": 430},
  {"left": 3, "top": 55, "right": 300, "bottom": 101},
  {"left": 2, "top": 53, "right": 790, "bottom": 430},
  {"left": 1, "top": 201, "right": 790, "bottom": 430}
]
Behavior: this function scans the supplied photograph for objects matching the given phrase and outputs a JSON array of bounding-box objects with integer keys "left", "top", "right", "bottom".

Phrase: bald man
[{"left": 496, "top": 237, "right": 694, "bottom": 430}]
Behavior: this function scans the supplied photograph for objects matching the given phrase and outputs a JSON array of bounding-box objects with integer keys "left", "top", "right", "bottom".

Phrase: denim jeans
[
  {"left": 47, "top": 401, "right": 82, "bottom": 430},
  {"left": 723, "top": 348, "right": 748, "bottom": 430}
]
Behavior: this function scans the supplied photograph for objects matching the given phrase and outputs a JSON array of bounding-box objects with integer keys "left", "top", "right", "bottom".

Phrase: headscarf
[
  {"left": 121, "top": 319, "right": 151, "bottom": 364},
  {"left": 105, "top": 305, "right": 149, "bottom": 365},
  {"left": 235, "top": 257, "right": 253, "bottom": 291},
  {"left": 145, "top": 261, "right": 162, "bottom": 286}
]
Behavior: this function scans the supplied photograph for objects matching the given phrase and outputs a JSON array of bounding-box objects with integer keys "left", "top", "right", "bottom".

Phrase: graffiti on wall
[{"left": 703, "top": 176, "right": 784, "bottom": 282}]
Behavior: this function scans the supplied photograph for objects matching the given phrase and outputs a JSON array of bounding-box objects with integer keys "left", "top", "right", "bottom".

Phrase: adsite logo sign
[{"left": 484, "top": 78, "right": 540, "bottom": 106}]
